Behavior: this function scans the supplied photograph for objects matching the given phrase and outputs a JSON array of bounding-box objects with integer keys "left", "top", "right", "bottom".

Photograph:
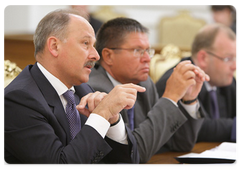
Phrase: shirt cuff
[
  {"left": 179, "top": 100, "right": 201, "bottom": 119},
  {"left": 85, "top": 113, "right": 110, "bottom": 138},
  {"left": 106, "top": 114, "right": 128, "bottom": 145}
]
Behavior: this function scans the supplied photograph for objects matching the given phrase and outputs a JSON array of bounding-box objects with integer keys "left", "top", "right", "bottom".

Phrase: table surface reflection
[{"left": 147, "top": 142, "right": 221, "bottom": 164}]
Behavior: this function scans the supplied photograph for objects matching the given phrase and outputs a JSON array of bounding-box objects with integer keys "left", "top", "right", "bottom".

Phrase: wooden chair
[
  {"left": 234, "top": 71, "right": 236, "bottom": 79},
  {"left": 91, "top": 6, "right": 126, "bottom": 22},
  {"left": 4, "top": 60, "right": 22, "bottom": 87},
  {"left": 150, "top": 44, "right": 183, "bottom": 83},
  {"left": 157, "top": 10, "right": 206, "bottom": 50}
]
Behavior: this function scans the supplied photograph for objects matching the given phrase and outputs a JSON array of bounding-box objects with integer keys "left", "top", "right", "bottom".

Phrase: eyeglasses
[
  {"left": 109, "top": 48, "right": 155, "bottom": 58},
  {"left": 206, "top": 51, "right": 236, "bottom": 63}
]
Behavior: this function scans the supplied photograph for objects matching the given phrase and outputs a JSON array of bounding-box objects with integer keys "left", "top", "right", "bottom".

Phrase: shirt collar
[
  {"left": 106, "top": 71, "right": 122, "bottom": 87},
  {"left": 37, "top": 62, "right": 75, "bottom": 96},
  {"left": 204, "top": 81, "right": 217, "bottom": 91}
]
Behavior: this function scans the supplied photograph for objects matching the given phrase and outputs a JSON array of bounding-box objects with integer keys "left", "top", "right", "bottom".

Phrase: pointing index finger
[{"left": 122, "top": 83, "right": 146, "bottom": 92}]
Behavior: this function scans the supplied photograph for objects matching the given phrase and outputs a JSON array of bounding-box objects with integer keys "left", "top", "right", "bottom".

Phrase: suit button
[
  {"left": 99, "top": 151, "right": 104, "bottom": 157},
  {"left": 131, "top": 150, "right": 133, "bottom": 157}
]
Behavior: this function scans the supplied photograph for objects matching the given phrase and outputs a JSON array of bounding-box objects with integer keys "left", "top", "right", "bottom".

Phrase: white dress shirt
[
  {"left": 37, "top": 62, "right": 128, "bottom": 144},
  {"left": 204, "top": 81, "right": 217, "bottom": 92}
]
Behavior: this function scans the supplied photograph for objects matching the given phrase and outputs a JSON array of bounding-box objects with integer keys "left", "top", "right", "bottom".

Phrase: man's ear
[
  {"left": 196, "top": 50, "right": 208, "bottom": 69},
  {"left": 101, "top": 48, "right": 115, "bottom": 65},
  {"left": 47, "top": 36, "right": 59, "bottom": 57}
]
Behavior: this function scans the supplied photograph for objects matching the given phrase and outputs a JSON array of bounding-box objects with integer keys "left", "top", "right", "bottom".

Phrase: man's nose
[
  {"left": 140, "top": 51, "right": 151, "bottom": 63},
  {"left": 89, "top": 47, "right": 100, "bottom": 61},
  {"left": 231, "top": 59, "right": 236, "bottom": 71}
]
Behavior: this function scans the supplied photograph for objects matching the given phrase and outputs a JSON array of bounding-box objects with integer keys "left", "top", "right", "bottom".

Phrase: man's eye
[
  {"left": 135, "top": 49, "right": 142, "bottom": 52},
  {"left": 84, "top": 41, "right": 89, "bottom": 45}
]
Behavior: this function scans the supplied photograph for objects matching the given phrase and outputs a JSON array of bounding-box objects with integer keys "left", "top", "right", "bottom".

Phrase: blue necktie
[
  {"left": 63, "top": 90, "right": 81, "bottom": 140},
  {"left": 209, "top": 90, "right": 220, "bottom": 119},
  {"left": 127, "top": 105, "right": 135, "bottom": 131}
]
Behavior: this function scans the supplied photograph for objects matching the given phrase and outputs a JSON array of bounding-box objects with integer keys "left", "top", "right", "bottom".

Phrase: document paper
[{"left": 175, "top": 142, "right": 236, "bottom": 164}]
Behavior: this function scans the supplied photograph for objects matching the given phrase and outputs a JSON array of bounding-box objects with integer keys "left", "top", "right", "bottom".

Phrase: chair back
[
  {"left": 150, "top": 44, "right": 182, "bottom": 83},
  {"left": 157, "top": 10, "right": 206, "bottom": 50},
  {"left": 4, "top": 60, "right": 22, "bottom": 87},
  {"left": 91, "top": 6, "right": 126, "bottom": 22}
]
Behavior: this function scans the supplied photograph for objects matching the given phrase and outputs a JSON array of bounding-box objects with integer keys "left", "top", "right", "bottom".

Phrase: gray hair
[
  {"left": 96, "top": 17, "right": 149, "bottom": 59},
  {"left": 33, "top": 9, "right": 81, "bottom": 57},
  {"left": 191, "top": 23, "right": 236, "bottom": 57}
]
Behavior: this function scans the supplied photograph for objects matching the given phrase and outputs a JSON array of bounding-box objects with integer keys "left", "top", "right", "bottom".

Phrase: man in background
[
  {"left": 88, "top": 17, "right": 209, "bottom": 163},
  {"left": 211, "top": 5, "right": 236, "bottom": 33},
  {"left": 156, "top": 23, "right": 236, "bottom": 142},
  {"left": 71, "top": 5, "right": 103, "bottom": 34}
]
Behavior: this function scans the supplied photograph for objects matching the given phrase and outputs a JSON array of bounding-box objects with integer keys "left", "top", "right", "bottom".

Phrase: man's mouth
[
  {"left": 84, "top": 61, "right": 96, "bottom": 69},
  {"left": 141, "top": 67, "right": 149, "bottom": 72}
]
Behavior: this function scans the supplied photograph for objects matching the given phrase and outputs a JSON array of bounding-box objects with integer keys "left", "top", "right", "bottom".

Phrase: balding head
[
  {"left": 34, "top": 9, "right": 85, "bottom": 59},
  {"left": 191, "top": 23, "right": 235, "bottom": 58}
]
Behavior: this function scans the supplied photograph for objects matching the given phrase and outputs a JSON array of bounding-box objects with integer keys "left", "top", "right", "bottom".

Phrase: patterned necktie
[
  {"left": 63, "top": 90, "right": 81, "bottom": 140},
  {"left": 127, "top": 105, "right": 135, "bottom": 131},
  {"left": 209, "top": 90, "right": 220, "bottom": 119}
]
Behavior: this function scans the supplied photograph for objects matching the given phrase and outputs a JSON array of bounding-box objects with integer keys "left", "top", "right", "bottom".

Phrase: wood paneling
[{"left": 4, "top": 34, "right": 36, "bottom": 69}]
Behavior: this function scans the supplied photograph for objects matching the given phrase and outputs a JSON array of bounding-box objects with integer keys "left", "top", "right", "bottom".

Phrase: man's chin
[
  {"left": 141, "top": 74, "right": 149, "bottom": 81},
  {"left": 218, "top": 79, "right": 233, "bottom": 87},
  {"left": 134, "top": 76, "right": 148, "bottom": 84},
  {"left": 77, "top": 76, "right": 90, "bottom": 85}
]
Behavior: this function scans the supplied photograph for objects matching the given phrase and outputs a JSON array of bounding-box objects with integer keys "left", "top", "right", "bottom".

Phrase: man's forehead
[
  {"left": 69, "top": 13, "right": 85, "bottom": 21},
  {"left": 68, "top": 14, "right": 95, "bottom": 38},
  {"left": 83, "top": 35, "right": 96, "bottom": 42},
  {"left": 123, "top": 32, "right": 149, "bottom": 44},
  {"left": 69, "top": 13, "right": 91, "bottom": 27}
]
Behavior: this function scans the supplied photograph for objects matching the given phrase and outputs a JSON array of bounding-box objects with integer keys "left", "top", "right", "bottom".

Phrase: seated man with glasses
[
  {"left": 88, "top": 17, "right": 210, "bottom": 163},
  {"left": 156, "top": 23, "right": 236, "bottom": 143}
]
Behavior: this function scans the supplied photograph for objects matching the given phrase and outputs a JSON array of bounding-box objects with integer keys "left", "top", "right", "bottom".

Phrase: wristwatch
[{"left": 181, "top": 98, "right": 197, "bottom": 104}]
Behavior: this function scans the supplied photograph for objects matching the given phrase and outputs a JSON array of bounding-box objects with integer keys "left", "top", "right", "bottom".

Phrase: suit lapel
[
  {"left": 198, "top": 84, "right": 213, "bottom": 118},
  {"left": 216, "top": 89, "right": 226, "bottom": 118},
  {"left": 90, "top": 65, "right": 114, "bottom": 93},
  {"left": 30, "top": 63, "right": 71, "bottom": 141}
]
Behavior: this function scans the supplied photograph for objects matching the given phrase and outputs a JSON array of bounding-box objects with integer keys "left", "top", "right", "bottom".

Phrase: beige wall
[{"left": 4, "top": 5, "right": 214, "bottom": 45}]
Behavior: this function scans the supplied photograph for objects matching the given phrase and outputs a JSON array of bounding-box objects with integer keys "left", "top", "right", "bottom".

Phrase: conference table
[{"left": 147, "top": 142, "right": 221, "bottom": 164}]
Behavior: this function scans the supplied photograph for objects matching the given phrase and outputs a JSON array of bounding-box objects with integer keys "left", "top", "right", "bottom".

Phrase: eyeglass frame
[
  {"left": 205, "top": 50, "right": 236, "bottom": 63},
  {"left": 108, "top": 48, "right": 155, "bottom": 58}
]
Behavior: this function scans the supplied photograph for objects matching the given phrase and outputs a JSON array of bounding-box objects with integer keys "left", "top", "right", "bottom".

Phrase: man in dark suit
[
  {"left": 211, "top": 5, "right": 236, "bottom": 34},
  {"left": 88, "top": 17, "right": 210, "bottom": 163},
  {"left": 156, "top": 23, "right": 236, "bottom": 142},
  {"left": 4, "top": 9, "right": 145, "bottom": 164}
]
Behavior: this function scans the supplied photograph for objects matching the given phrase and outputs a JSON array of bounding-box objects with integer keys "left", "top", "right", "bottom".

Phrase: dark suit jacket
[
  {"left": 156, "top": 57, "right": 236, "bottom": 142},
  {"left": 4, "top": 63, "right": 139, "bottom": 164},
  {"left": 88, "top": 64, "right": 204, "bottom": 163},
  {"left": 89, "top": 15, "right": 103, "bottom": 34}
]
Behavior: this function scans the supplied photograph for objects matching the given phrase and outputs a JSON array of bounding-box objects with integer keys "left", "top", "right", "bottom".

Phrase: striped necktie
[
  {"left": 209, "top": 90, "right": 220, "bottom": 119},
  {"left": 127, "top": 105, "right": 135, "bottom": 131}
]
